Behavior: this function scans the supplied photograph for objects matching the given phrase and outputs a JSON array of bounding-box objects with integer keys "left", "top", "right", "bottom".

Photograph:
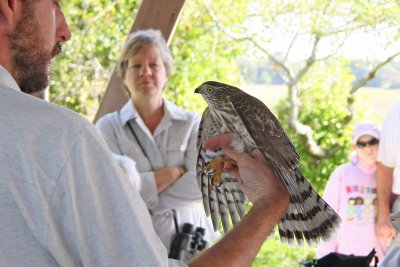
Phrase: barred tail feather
[
  {"left": 197, "top": 149, "right": 225, "bottom": 220},
  {"left": 224, "top": 190, "right": 240, "bottom": 226},
  {"left": 201, "top": 173, "right": 211, "bottom": 217},
  {"left": 197, "top": 146, "right": 248, "bottom": 234},
  {"left": 276, "top": 167, "right": 341, "bottom": 245},
  {"left": 216, "top": 186, "right": 231, "bottom": 232},
  {"left": 227, "top": 177, "right": 247, "bottom": 219},
  {"left": 222, "top": 174, "right": 241, "bottom": 226},
  {"left": 208, "top": 186, "right": 220, "bottom": 231}
]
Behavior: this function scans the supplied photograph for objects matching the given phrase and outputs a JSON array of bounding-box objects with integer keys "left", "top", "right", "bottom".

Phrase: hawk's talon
[
  {"left": 212, "top": 180, "right": 223, "bottom": 188},
  {"left": 203, "top": 156, "right": 236, "bottom": 189}
]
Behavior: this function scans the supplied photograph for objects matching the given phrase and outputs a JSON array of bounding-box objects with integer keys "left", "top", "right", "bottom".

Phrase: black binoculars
[{"left": 169, "top": 223, "right": 208, "bottom": 262}]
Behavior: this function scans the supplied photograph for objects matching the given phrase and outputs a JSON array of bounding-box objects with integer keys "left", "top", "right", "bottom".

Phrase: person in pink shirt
[{"left": 316, "top": 120, "right": 387, "bottom": 261}]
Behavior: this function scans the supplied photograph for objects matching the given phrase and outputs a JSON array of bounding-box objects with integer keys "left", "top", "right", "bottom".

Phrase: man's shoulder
[
  {"left": 32, "top": 98, "right": 90, "bottom": 134},
  {"left": 1, "top": 87, "right": 95, "bottom": 141},
  {"left": 95, "top": 110, "right": 120, "bottom": 127},
  {"left": 0, "top": 87, "right": 107, "bottom": 184}
]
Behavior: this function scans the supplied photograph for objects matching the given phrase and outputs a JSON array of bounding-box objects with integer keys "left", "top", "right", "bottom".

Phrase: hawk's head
[{"left": 195, "top": 81, "right": 240, "bottom": 106}]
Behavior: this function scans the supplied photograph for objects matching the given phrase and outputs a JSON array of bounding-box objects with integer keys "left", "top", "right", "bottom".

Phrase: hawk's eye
[{"left": 206, "top": 87, "right": 213, "bottom": 93}]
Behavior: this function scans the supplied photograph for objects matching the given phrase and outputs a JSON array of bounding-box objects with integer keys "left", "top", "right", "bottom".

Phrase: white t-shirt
[
  {"left": 377, "top": 102, "right": 400, "bottom": 194},
  {"left": 0, "top": 65, "right": 185, "bottom": 266}
]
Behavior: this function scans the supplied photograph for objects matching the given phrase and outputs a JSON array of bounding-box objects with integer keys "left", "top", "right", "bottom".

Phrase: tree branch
[
  {"left": 203, "top": 0, "right": 400, "bottom": 160},
  {"left": 344, "top": 50, "right": 400, "bottom": 124}
]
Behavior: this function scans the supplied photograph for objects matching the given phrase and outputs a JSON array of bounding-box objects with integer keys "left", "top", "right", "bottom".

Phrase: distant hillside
[
  {"left": 238, "top": 59, "right": 400, "bottom": 89},
  {"left": 242, "top": 84, "right": 400, "bottom": 124}
]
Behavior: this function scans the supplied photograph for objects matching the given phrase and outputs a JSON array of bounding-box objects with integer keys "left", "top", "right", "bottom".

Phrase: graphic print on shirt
[{"left": 345, "top": 184, "right": 377, "bottom": 222}]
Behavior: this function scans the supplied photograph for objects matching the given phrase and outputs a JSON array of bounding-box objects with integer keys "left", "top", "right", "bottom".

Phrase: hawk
[{"left": 195, "top": 81, "right": 340, "bottom": 245}]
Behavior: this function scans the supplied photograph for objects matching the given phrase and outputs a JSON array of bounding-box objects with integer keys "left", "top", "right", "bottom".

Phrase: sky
[{"left": 264, "top": 31, "right": 400, "bottom": 62}]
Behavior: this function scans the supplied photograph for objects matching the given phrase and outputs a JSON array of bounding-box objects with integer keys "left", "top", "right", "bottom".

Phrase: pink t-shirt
[{"left": 316, "top": 159, "right": 386, "bottom": 260}]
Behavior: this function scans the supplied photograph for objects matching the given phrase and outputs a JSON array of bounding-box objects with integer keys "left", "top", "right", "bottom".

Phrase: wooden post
[{"left": 93, "top": 0, "right": 186, "bottom": 123}]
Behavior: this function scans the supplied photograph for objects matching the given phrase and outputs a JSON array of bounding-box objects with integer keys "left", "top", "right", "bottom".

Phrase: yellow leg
[{"left": 202, "top": 156, "right": 236, "bottom": 188}]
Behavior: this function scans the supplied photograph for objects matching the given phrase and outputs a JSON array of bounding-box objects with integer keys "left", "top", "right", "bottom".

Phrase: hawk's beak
[{"left": 195, "top": 84, "right": 206, "bottom": 94}]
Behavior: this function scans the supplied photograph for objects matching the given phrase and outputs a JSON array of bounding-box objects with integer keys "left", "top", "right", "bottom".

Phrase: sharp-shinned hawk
[{"left": 195, "top": 81, "right": 340, "bottom": 245}]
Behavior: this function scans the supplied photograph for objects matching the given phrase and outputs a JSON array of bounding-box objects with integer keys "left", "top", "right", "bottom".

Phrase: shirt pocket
[{"left": 166, "top": 141, "right": 187, "bottom": 166}]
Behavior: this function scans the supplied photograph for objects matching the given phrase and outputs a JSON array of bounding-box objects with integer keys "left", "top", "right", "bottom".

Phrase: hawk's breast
[{"left": 210, "top": 106, "right": 256, "bottom": 152}]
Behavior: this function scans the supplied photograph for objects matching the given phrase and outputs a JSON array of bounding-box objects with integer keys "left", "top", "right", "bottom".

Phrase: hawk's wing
[
  {"left": 229, "top": 92, "right": 300, "bottom": 171},
  {"left": 229, "top": 92, "right": 340, "bottom": 245},
  {"left": 196, "top": 107, "right": 246, "bottom": 233}
]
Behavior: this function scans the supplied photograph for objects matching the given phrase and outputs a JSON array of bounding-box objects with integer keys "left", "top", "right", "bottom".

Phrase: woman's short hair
[{"left": 117, "top": 29, "right": 173, "bottom": 79}]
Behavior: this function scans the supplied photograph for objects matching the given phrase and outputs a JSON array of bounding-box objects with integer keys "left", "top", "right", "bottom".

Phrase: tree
[
  {"left": 51, "top": 0, "right": 243, "bottom": 120},
  {"left": 164, "top": 0, "right": 245, "bottom": 113},
  {"left": 50, "top": 0, "right": 141, "bottom": 118},
  {"left": 203, "top": 0, "right": 400, "bottom": 189}
]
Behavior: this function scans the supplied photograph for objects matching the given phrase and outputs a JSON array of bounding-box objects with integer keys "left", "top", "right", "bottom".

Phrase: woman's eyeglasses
[{"left": 356, "top": 138, "right": 379, "bottom": 148}]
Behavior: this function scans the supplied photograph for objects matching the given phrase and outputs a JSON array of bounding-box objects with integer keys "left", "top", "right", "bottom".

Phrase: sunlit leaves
[
  {"left": 50, "top": 0, "right": 139, "bottom": 118},
  {"left": 166, "top": 0, "right": 244, "bottom": 113},
  {"left": 51, "top": 0, "right": 241, "bottom": 120}
]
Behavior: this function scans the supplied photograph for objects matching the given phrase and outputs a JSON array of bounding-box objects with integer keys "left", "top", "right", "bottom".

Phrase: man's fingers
[
  {"left": 224, "top": 146, "right": 248, "bottom": 163},
  {"left": 225, "top": 166, "right": 240, "bottom": 181},
  {"left": 249, "top": 149, "right": 267, "bottom": 163},
  {"left": 202, "top": 133, "right": 243, "bottom": 151},
  {"left": 202, "top": 133, "right": 234, "bottom": 150}
]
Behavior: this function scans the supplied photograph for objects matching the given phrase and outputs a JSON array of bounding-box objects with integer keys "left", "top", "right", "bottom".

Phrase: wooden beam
[{"left": 93, "top": 0, "right": 187, "bottom": 123}]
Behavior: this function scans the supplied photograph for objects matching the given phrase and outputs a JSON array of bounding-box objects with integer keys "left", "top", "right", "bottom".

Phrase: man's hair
[{"left": 117, "top": 29, "right": 173, "bottom": 79}]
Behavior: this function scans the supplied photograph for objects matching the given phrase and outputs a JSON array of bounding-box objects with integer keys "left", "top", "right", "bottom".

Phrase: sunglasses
[{"left": 356, "top": 138, "right": 379, "bottom": 148}]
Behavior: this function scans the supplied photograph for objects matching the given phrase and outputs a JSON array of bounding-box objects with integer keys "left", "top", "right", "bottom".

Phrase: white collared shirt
[
  {"left": 96, "top": 99, "right": 220, "bottom": 251},
  {"left": 0, "top": 64, "right": 20, "bottom": 91}
]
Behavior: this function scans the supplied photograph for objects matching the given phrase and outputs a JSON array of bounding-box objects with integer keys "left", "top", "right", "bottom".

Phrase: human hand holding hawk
[{"left": 202, "top": 133, "right": 285, "bottom": 205}]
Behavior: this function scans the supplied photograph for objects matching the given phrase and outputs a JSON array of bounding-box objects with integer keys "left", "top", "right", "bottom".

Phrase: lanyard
[
  {"left": 127, "top": 120, "right": 155, "bottom": 171},
  {"left": 127, "top": 120, "right": 179, "bottom": 233}
]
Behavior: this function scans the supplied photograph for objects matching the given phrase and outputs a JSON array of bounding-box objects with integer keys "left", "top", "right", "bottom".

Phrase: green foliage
[
  {"left": 166, "top": 0, "right": 244, "bottom": 114},
  {"left": 51, "top": 0, "right": 139, "bottom": 119},
  {"left": 254, "top": 234, "right": 316, "bottom": 267},
  {"left": 51, "top": 0, "right": 242, "bottom": 120}
]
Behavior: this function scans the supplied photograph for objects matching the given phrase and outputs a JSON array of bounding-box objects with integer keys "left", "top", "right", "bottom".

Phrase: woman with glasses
[{"left": 316, "top": 120, "right": 387, "bottom": 261}]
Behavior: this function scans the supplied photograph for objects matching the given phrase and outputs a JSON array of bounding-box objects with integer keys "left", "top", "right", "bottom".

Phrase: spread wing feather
[
  {"left": 196, "top": 108, "right": 216, "bottom": 217},
  {"left": 229, "top": 92, "right": 300, "bottom": 171},
  {"left": 196, "top": 107, "right": 246, "bottom": 232},
  {"left": 229, "top": 91, "right": 340, "bottom": 245}
]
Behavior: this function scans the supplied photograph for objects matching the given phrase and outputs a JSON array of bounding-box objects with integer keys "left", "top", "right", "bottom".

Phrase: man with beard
[{"left": 0, "top": 1, "right": 289, "bottom": 266}]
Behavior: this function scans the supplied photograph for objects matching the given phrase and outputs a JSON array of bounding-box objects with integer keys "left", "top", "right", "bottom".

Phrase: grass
[{"left": 253, "top": 233, "right": 316, "bottom": 267}]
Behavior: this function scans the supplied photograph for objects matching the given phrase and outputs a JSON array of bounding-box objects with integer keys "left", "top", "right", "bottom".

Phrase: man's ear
[{"left": 0, "top": 0, "right": 17, "bottom": 27}]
